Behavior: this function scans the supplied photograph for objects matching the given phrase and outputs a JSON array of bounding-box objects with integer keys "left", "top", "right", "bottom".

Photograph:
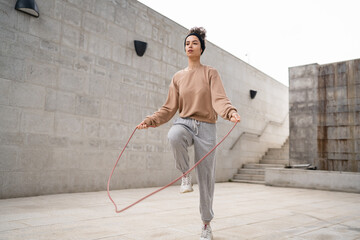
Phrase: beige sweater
[{"left": 144, "top": 65, "right": 237, "bottom": 127}]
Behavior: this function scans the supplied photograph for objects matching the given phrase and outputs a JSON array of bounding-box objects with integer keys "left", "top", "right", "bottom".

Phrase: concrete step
[
  {"left": 264, "top": 151, "right": 289, "bottom": 157},
  {"left": 260, "top": 159, "right": 288, "bottom": 165},
  {"left": 243, "top": 163, "right": 285, "bottom": 169},
  {"left": 231, "top": 179, "right": 265, "bottom": 184},
  {"left": 261, "top": 157, "right": 289, "bottom": 162},
  {"left": 238, "top": 168, "right": 265, "bottom": 175},
  {"left": 233, "top": 173, "right": 265, "bottom": 181},
  {"left": 267, "top": 146, "right": 289, "bottom": 152}
]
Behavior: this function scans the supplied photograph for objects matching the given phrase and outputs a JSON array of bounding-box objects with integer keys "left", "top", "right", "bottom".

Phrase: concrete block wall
[
  {"left": 289, "top": 59, "right": 360, "bottom": 172},
  {"left": 0, "top": 0, "right": 288, "bottom": 198},
  {"left": 289, "top": 64, "right": 319, "bottom": 166}
]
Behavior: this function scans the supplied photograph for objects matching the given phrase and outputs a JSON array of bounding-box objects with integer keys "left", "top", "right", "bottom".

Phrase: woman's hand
[
  {"left": 137, "top": 121, "right": 149, "bottom": 129},
  {"left": 230, "top": 112, "right": 241, "bottom": 123}
]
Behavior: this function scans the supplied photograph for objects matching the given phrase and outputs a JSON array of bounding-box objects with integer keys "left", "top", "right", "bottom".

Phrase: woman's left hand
[{"left": 230, "top": 112, "right": 241, "bottom": 123}]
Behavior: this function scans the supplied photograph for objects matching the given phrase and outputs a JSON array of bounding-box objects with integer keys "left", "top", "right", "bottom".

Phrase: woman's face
[{"left": 185, "top": 35, "right": 202, "bottom": 58}]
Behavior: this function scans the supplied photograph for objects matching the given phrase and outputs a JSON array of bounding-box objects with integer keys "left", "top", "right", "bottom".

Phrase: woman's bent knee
[{"left": 168, "top": 125, "right": 190, "bottom": 147}]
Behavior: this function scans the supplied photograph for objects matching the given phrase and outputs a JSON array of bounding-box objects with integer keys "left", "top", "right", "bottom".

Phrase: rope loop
[{"left": 107, "top": 121, "right": 238, "bottom": 213}]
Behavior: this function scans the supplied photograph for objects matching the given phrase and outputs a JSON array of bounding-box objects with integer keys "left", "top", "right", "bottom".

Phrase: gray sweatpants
[{"left": 167, "top": 117, "right": 217, "bottom": 222}]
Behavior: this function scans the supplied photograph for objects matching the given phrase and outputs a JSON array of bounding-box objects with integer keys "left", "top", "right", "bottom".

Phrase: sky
[{"left": 138, "top": 0, "right": 360, "bottom": 86}]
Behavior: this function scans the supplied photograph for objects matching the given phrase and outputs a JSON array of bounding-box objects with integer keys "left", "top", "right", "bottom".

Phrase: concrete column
[{"left": 289, "top": 64, "right": 319, "bottom": 166}]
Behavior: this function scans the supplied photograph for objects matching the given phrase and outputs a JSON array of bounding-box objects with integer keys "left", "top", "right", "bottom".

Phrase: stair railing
[{"left": 229, "top": 112, "right": 289, "bottom": 150}]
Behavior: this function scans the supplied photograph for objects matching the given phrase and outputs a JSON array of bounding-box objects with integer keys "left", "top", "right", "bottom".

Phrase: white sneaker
[
  {"left": 180, "top": 174, "right": 193, "bottom": 193},
  {"left": 200, "top": 224, "right": 213, "bottom": 240}
]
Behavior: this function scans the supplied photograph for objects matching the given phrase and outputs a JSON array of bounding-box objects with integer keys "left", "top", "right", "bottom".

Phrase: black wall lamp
[
  {"left": 15, "top": 0, "right": 39, "bottom": 18},
  {"left": 134, "top": 40, "right": 147, "bottom": 57},
  {"left": 250, "top": 90, "right": 257, "bottom": 99}
]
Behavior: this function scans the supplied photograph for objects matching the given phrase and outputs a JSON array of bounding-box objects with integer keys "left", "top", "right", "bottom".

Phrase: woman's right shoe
[{"left": 200, "top": 224, "right": 213, "bottom": 240}]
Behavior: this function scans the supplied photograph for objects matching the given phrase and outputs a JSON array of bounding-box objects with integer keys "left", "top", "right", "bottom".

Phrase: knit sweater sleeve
[
  {"left": 209, "top": 68, "right": 237, "bottom": 120},
  {"left": 143, "top": 78, "right": 179, "bottom": 127}
]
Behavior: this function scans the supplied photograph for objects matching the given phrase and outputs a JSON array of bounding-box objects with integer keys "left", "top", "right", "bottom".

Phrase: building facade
[{"left": 0, "top": 0, "right": 288, "bottom": 198}]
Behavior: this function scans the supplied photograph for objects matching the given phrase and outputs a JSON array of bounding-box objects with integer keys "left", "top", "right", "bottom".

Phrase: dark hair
[
  {"left": 184, "top": 27, "right": 207, "bottom": 55},
  {"left": 188, "top": 27, "right": 206, "bottom": 42}
]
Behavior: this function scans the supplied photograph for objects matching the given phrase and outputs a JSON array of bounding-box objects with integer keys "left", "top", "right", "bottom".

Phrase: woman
[{"left": 137, "top": 27, "right": 241, "bottom": 240}]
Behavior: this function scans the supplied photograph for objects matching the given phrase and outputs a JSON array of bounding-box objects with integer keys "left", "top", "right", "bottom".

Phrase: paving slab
[{"left": 0, "top": 183, "right": 359, "bottom": 240}]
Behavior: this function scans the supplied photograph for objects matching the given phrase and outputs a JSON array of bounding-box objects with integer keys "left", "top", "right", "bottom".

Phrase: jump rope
[{"left": 107, "top": 121, "right": 238, "bottom": 214}]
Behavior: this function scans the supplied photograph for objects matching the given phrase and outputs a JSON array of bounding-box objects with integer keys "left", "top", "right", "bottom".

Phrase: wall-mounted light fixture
[
  {"left": 134, "top": 40, "right": 147, "bottom": 57},
  {"left": 250, "top": 90, "right": 257, "bottom": 99},
  {"left": 15, "top": 0, "right": 39, "bottom": 18}
]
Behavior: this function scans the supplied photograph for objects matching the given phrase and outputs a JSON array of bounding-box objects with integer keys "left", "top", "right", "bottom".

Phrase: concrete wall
[
  {"left": 288, "top": 64, "right": 319, "bottom": 167},
  {"left": 289, "top": 59, "right": 360, "bottom": 171},
  {"left": 0, "top": 0, "right": 288, "bottom": 198}
]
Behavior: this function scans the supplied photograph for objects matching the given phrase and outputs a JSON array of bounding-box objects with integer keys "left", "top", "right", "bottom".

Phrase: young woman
[{"left": 137, "top": 27, "right": 241, "bottom": 240}]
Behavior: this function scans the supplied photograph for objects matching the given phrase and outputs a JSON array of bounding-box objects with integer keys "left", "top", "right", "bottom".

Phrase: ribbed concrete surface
[{"left": 0, "top": 183, "right": 359, "bottom": 240}]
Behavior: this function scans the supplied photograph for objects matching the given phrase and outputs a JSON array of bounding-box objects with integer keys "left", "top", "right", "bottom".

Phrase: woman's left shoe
[
  {"left": 180, "top": 174, "right": 193, "bottom": 193},
  {"left": 200, "top": 224, "right": 213, "bottom": 240}
]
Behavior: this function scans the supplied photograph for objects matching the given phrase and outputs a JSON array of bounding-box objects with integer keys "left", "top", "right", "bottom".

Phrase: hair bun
[{"left": 188, "top": 27, "right": 206, "bottom": 41}]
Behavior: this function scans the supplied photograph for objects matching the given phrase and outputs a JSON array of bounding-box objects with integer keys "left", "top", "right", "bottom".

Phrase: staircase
[{"left": 232, "top": 138, "right": 289, "bottom": 184}]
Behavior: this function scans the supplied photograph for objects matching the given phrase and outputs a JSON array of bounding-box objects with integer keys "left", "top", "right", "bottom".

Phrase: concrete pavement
[{"left": 0, "top": 182, "right": 359, "bottom": 240}]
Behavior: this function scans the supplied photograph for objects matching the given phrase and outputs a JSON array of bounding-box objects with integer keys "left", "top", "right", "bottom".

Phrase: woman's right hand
[{"left": 136, "top": 121, "right": 149, "bottom": 129}]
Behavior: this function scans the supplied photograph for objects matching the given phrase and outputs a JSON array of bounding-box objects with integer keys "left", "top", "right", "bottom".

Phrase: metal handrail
[{"left": 229, "top": 112, "right": 289, "bottom": 150}]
